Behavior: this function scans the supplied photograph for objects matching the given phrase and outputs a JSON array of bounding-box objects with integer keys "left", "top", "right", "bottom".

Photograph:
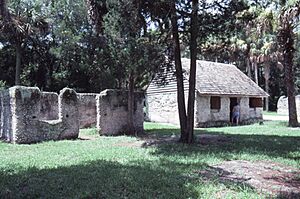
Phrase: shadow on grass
[
  {"left": 0, "top": 159, "right": 199, "bottom": 199},
  {"left": 144, "top": 128, "right": 300, "bottom": 162},
  {"left": 276, "top": 192, "right": 300, "bottom": 199},
  {"left": 144, "top": 128, "right": 203, "bottom": 137},
  {"left": 143, "top": 128, "right": 300, "bottom": 197}
]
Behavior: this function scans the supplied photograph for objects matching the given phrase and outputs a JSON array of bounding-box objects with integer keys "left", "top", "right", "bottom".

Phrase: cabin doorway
[{"left": 230, "top": 98, "right": 238, "bottom": 122}]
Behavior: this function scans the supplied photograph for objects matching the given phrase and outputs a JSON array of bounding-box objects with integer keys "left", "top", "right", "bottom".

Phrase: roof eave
[{"left": 197, "top": 91, "right": 269, "bottom": 98}]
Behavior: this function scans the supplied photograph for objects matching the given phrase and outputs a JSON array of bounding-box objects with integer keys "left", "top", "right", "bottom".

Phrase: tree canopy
[{"left": 0, "top": 0, "right": 299, "bottom": 123}]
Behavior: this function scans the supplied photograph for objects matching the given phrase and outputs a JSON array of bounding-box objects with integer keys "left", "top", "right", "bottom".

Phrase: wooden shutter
[
  {"left": 211, "top": 96, "right": 221, "bottom": 109},
  {"left": 249, "top": 98, "right": 263, "bottom": 108}
]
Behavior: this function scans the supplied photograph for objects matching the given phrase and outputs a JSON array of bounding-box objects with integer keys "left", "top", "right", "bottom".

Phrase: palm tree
[
  {"left": 277, "top": 1, "right": 300, "bottom": 127},
  {"left": 0, "top": 0, "right": 48, "bottom": 85},
  {"left": 255, "top": 10, "right": 279, "bottom": 111}
]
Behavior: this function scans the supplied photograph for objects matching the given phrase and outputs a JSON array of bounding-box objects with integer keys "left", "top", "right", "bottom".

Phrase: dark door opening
[{"left": 230, "top": 98, "right": 238, "bottom": 122}]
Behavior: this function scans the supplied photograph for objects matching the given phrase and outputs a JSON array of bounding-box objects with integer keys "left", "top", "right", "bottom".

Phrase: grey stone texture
[
  {"left": 146, "top": 92, "right": 188, "bottom": 125},
  {"left": 0, "top": 86, "right": 79, "bottom": 144},
  {"left": 39, "top": 92, "right": 97, "bottom": 128},
  {"left": 0, "top": 89, "right": 12, "bottom": 140},
  {"left": 40, "top": 92, "right": 59, "bottom": 120},
  {"left": 277, "top": 95, "right": 300, "bottom": 115},
  {"left": 58, "top": 88, "right": 80, "bottom": 139},
  {"left": 195, "top": 95, "right": 230, "bottom": 127},
  {"left": 97, "top": 89, "right": 144, "bottom": 135},
  {"left": 146, "top": 92, "right": 263, "bottom": 127},
  {"left": 77, "top": 93, "right": 97, "bottom": 128},
  {"left": 196, "top": 96, "right": 263, "bottom": 127}
]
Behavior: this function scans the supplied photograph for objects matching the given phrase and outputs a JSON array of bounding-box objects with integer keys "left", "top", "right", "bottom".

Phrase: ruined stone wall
[
  {"left": 277, "top": 95, "right": 300, "bottom": 115},
  {"left": 0, "top": 90, "right": 12, "bottom": 141},
  {"left": 39, "top": 92, "right": 98, "bottom": 128},
  {"left": 0, "top": 86, "right": 79, "bottom": 144},
  {"left": 77, "top": 93, "right": 97, "bottom": 128},
  {"left": 10, "top": 87, "right": 43, "bottom": 143},
  {"left": 40, "top": 92, "right": 59, "bottom": 120},
  {"left": 97, "top": 89, "right": 144, "bottom": 135},
  {"left": 58, "top": 88, "right": 80, "bottom": 139}
]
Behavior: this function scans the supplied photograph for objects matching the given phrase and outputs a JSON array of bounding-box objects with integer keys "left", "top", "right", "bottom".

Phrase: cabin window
[
  {"left": 211, "top": 96, "right": 221, "bottom": 110},
  {"left": 249, "top": 98, "right": 263, "bottom": 108}
]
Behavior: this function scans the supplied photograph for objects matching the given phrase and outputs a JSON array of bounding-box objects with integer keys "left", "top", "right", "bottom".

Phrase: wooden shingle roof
[
  {"left": 147, "top": 58, "right": 269, "bottom": 97},
  {"left": 181, "top": 58, "right": 269, "bottom": 97}
]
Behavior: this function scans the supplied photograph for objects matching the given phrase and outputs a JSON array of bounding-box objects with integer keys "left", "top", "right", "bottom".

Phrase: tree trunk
[
  {"left": 128, "top": 72, "right": 136, "bottom": 135},
  {"left": 278, "top": 23, "right": 298, "bottom": 127},
  {"left": 246, "top": 58, "right": 252, "bottom": 79},
  {"left": 186, "top": 0, "right": 198, "bottom": 144},
  {"left": 170, "top": 1, "right": 187, "bottom": 141},
  {"left": 0, "top": 0, "right": 11, "bottom": 22},
  {"left": 285, "top": 63, "right": 298, "bottom": 127},
  {"left": 15, "top": 44, "right": 21, "bottom": 85},
  {"left": 246, "top": 45, "right": 252, "bottom": 79},
  {"left": 264, "top": 63, "right": 270, "bottom": 111},
  {"left": 253, "top": 60, "right": 258, "bottom": 84},
  {"left": 285, "top": 55, "right": 298, "bottom": 127},
  {"left": 265, "top": 79, "right": 269, "bottom": 111}
]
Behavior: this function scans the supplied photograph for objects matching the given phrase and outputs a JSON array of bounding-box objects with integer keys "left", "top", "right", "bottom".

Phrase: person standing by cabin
[{"left": 231, "top": 103, "right": 240, "bottom": 125}]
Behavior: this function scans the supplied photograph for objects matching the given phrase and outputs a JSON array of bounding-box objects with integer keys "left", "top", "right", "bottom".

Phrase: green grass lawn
[
  {"left": 263, "top": 111, "right": 287, "bottom": 116},
  {"left": 0, "top": 121, "right": 299, "bottom": 198},
  {"left": 263, "top": 111, "right": 278, "bottom": 116}
]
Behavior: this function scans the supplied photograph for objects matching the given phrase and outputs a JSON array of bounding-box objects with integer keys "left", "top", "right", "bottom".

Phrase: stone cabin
[{"left": 146, "top": 58, "right": 269, "bottom": 127}]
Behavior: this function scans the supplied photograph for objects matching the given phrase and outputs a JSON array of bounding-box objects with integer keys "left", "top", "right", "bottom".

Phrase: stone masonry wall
[
  {"left": 147, "top": 92, "right": 180, "bottom": 125},
  {"left": 58, "top": 88, "right": 80, "bottom": 139},
  {"left": 0, "top": 90, "right": 12, "bottom": 140},
  {"left": 277, "top": 95, "right": 300, "bottom": 115},
  {"left": 240, "top": 97, "right": 263, "bottom": 121},
  {"left": 196, "top": 96, "right": 263, "bottom": 127},
  {"left": 0, "top": 86, "right": 79, "bottom": 144},
  {"left": 195, "top": 95, "right": 230, "bottom": 127},
  {"left": 147, "top": 92, "right": 263, "bottom": 127},
  {"left": 38, "top": 92, "right": 98, "bottom": 128},
  {"left": 97, "top": 89, "right": 144, "bottom": 135},
  {"left": 77, "top": 93, "right": 97, "bottom": 128},
  {"left": 40, "top": 92, "right": 59, "bottom": 120},
  {"left": 146, "top": 92, "right": 190, "bottom": 125}
]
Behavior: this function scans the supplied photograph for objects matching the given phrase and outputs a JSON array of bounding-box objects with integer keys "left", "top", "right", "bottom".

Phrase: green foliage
[
  {"left": 103, "top": 0, "right": 166, "bottom": 89},
  {"left": 0, "top": 0, "right": 299, "bottom": 107},
  {"left": 0, "top": 0, "right": 116, "bottom": 92},
  {"left": 0, "top": 80, "right": 7, "bottom": 90},
  {"left": 1, "top": 0, "right": 167, "bottom": 92}
]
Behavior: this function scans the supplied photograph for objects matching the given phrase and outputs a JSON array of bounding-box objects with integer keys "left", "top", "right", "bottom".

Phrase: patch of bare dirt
[{"left": 196, "top": 160, "right": 300, "bottom": 198}]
